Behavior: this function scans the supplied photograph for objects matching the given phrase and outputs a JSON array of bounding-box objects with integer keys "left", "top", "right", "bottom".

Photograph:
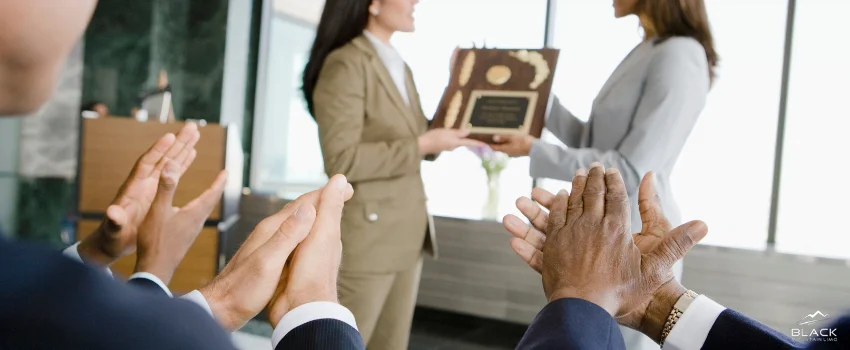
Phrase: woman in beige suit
[{"left": 301, "top": 0, "right": 485, "bottom": 348}]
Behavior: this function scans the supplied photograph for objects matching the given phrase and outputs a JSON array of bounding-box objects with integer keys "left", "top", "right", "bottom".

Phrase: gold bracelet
[{"left": 659, "top": 290, "right": 698, "bottom": 347}]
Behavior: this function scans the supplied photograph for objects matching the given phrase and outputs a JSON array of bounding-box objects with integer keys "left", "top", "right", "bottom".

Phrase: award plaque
[{"left": 431, "top": 48, "right": 560, "bottom": 142}]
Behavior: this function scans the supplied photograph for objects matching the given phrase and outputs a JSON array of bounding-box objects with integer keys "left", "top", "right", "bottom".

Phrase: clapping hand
[
  {"left": 199, "top": 175, "right": 353, "bottom": 331},
  {"left": 78, "top": 123, "right": 200, "bottom": 266},
  {"left": 134, "top": 157, "right": 227, "bottom": 285},
  {"left": 503, "top": 164, "right": 708, "bottom": 337}
]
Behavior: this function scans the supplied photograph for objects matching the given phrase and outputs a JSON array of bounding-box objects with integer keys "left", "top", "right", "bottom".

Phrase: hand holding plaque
[{"left": 431, "top": 48, "right": 560, "bottom": 143}]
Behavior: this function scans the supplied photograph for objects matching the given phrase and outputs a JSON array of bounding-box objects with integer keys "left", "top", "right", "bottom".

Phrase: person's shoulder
[
  {"left": 652, "top": 36, "right": 705, "bottom": 60},
  {"left": 326, "top": 37, "right": 370, "bottom": 67}
]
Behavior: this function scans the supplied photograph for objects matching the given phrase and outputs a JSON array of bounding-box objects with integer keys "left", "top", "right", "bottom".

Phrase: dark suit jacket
[
  {"left": 0, "top": 238, "right": 364, "bottom": 350},
  {"left": 517, "top": 298, "right": 626, "bottom": 350},
  {"left": 704, "top": 309, "right": 849, "bottom": 350}
]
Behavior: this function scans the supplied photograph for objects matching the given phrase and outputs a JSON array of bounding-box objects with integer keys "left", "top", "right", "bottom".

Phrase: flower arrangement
[
  {"left": 468, "top": 146, "right": 510, "bottom": 219},
  {"left": 468, "top": 146, "right": 509, "bottom": 179}
]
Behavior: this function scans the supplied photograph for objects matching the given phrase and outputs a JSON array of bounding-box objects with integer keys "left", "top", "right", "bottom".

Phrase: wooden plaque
[{"left": 431, "top": 48, "right": 560, "bottom": 142}]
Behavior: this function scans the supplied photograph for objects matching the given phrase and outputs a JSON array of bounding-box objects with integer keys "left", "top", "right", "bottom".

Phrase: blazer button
[{"left": 367, "top": 213, "right": 379, "bottom": 222}]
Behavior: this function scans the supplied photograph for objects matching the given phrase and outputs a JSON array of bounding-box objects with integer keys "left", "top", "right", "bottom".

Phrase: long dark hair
[
  {"left": 302, "top": 0, "right": 371, "bottom": 117},
  {"left": 638, "top": 0, "right": 719, "bottom": 85}
]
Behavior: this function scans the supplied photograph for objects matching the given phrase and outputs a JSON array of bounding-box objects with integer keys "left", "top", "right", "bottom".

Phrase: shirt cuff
[
  {"left": 271, "top": 302, "right": 358, "bottom": 348},
  {"left": 128, "top": 272, "right": 173, "bottom": 298},
  {"left": 663, "top": 295, "right": 727, "bottom": 350},
  {"left": 62, "top": 242, "right": 113, "bottom": 277},
  {"left": 180, "top": 290, "right": 214, "bottom": 318}
]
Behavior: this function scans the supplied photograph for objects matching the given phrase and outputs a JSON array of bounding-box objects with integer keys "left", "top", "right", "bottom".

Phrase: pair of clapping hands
[
  {"left": 76, "top": 123, "right": 352, "bottom": 331},
  {"left": 504, "top": 163, "right": 709, "bottom": 342}
]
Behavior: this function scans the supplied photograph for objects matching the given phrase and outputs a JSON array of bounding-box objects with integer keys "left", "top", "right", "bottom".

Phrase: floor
[{"left": 234, "top": 307, "right": 528, "bottom": 350}]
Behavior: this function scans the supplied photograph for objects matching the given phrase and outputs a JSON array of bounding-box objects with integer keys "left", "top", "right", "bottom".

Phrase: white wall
[{"left": 273, "top": 0, "right": 324, "bottom": 25}]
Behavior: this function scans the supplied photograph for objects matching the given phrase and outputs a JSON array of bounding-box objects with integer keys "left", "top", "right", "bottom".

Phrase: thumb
[
  {"left": 102, "top": 204, "right": 129, "bottom": 236},
  {"left": 253, "top": 204, "right": 316, "bottom": 268},
  {"left": 650, "top": 220, "right": 708, "bottom": 267},
  {"left": 153, "top": 159, "right": 181, "bottom": 212},
  {"left": 638, "top": 172, "right": 671, "bottom": 237}
]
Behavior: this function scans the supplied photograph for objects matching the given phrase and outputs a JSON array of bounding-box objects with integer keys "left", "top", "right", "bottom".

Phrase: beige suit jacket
[{"left": 313, "top": 35, "right": 437, "bottom": 273}]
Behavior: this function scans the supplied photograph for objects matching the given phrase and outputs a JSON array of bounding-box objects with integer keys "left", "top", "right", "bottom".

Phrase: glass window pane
[
  {"left": 776, "top": 1, "right": 850, "bottom": 259},
  {"left": 393, "top": 0, "right": 548, "bottom": 220},
  {"left": 672, "top": 1, "right": 786, "bottom": 250},
  {"left": 251, "top": 16, "right": 325, "bottom": 197}
]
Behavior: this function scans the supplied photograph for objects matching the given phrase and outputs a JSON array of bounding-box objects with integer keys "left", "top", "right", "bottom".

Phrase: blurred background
[{"left": 1, "top": 0, "right": 848, "bottom": 349}]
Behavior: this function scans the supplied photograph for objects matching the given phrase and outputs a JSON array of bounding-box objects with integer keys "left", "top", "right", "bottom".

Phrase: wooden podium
[{"left": 75, "top": 118, "right": 243, "bottom": 293}]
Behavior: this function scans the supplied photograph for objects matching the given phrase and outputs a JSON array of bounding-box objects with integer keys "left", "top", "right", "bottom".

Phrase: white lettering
[
  {"left": 829, "top": 329, "right": 837, "bottom": 337},
  {"left": 792, "top": 329, "right": 801, "bottom": 336}
]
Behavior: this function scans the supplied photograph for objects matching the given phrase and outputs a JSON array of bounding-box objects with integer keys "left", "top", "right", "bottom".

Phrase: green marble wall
[{"left": 82, "top": 0, "right": 230, "bottom": 122}]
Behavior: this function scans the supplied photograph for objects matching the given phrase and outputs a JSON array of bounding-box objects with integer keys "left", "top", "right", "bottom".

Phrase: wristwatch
[{"left": 659, "top": 290, "right": 699, "bottom": 347}]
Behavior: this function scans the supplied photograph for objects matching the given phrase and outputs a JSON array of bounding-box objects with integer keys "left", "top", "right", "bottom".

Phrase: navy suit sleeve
[
  {"left": 517, "top": 298, "right": 626, "bottom": 350},
  {"left": 703, "top": 309, "right": 850, "bottom": 350},
  {"left": 127, "top": 277, "right": 169, "bottom": 297},
  {"left": 275, "top": 318, "right": 365, "bottom": 350},
  {"left": 0, "top": 240, "right": 237, "bottom": 350}
]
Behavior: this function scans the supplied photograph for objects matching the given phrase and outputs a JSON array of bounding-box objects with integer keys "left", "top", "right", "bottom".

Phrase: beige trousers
[{"left": 338, "top": 256, "right": 423, "bottom": 350}]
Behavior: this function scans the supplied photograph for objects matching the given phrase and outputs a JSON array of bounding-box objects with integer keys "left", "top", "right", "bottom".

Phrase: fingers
[
  {"left": 180, "top": 149, "right": 197, "bottom": 175},
  {"left": 516, "top": 196, "right": 548, "bottom": 232},
  {"left": 566, "top": 168, "right": 588, "bottom": 227},
  {"left": 308, "top": 175, "right": 349, "bottom": 244},
  {"left": 638, "top": 172, "right": 671, "bottom": 237},
  {"left": 157, "top": 123, "right": 199, "bottom": 173},
  {"left": 132, "top": 133, "right": 176, "bottom": 179},
  {"left": 510, "top": 237, "right": 543, "bottom": 274},
  {"left": 531, "top": 187, "right": 556, "bottom": 210},
  {"left": 503, "top": 214, "right": 545, "bottom": 250},
  {"left": 454, "top": 129, "right": 471, "bottom": 138},
  {"left": 650, "top": 221, "right": 708, "bottom": 267},
  {"left": 603, "top": 168, "right": 630, "bottom": 226},
  {"left": 583, "top": 163, "right": 607, "bottom": 222},
  {"left": 253, "top": 204, "right": 317, "bottom": 268},
  {"left": 546, "top": 190, "right": 569, "bottom": 236}
]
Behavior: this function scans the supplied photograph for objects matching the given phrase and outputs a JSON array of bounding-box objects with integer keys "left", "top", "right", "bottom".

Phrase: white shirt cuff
[
  {"left": 271, "top": 302, "right": 358, "bottom": 348},
  {"left": 663, "top": 295, "right": 727, "bottom": 350},
  {"left": 62, "top": 242, "right": 113, "bottom": 277},
  {"left": 180, "top": 290, "right": 214, "bottom": 318},
  {"left": 128, "top": 272, "right": 173, "bottom": 298}
]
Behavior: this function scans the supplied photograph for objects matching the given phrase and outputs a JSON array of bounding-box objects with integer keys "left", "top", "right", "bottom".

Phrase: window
[
  {"left": 776, "top": 1, "right": 850, "bottom": 259},
  {"left": 672, "top": 1, "right": 786, "bottom": 250},
  {"left": 393, "top": 0, "right": 548, "bottom": 220},
  {"left": 251, "top": 14, "right": 325, "bottom": 197}
]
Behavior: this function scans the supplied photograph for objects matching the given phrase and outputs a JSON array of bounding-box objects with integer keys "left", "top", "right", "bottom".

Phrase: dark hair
[
  {"left": 638, "top": 0, "right": 719, "bottom": 85},
  {"left": 302, "top": 0, "right": 371, "bottom": 117}
]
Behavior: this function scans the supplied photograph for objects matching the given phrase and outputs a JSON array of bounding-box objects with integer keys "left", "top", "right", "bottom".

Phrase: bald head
[{"left": 0, "top": 0, "right": 97, "bottom": 116}]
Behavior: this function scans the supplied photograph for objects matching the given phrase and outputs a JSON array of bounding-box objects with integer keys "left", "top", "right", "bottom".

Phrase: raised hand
[
  {"left": 199, "top": 175, "right": 353, "bottom": 331},
  {"left": 418, "top": 128, "right": 488, "bottom": 156},
  {"left": 504, "top": 165, "right": 708, "bottom": 336},
  {"left": 504, "top": 170, "right": 673, "bottom": 273},
  {"left": 134, "top": 158, "right": 227, "bottom": 285},
  {"left": 267, "top": 175, "right": 349, "bottom": 327},
  {"left": 77, "top": 123, "right": 200, "bottom": 266}
]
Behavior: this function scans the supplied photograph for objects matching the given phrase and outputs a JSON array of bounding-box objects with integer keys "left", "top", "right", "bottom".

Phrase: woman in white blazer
[{"left": 493, "top": 0, "right": 718, "bottom": 349}]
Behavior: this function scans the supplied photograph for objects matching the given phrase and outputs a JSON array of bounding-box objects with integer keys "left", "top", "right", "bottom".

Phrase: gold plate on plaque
[
  {"left": 460, "top": 90, "right": 538, "bottom": 135},
  {"left": 486, "top": 65, "right": 512, "bottom": 85}
]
